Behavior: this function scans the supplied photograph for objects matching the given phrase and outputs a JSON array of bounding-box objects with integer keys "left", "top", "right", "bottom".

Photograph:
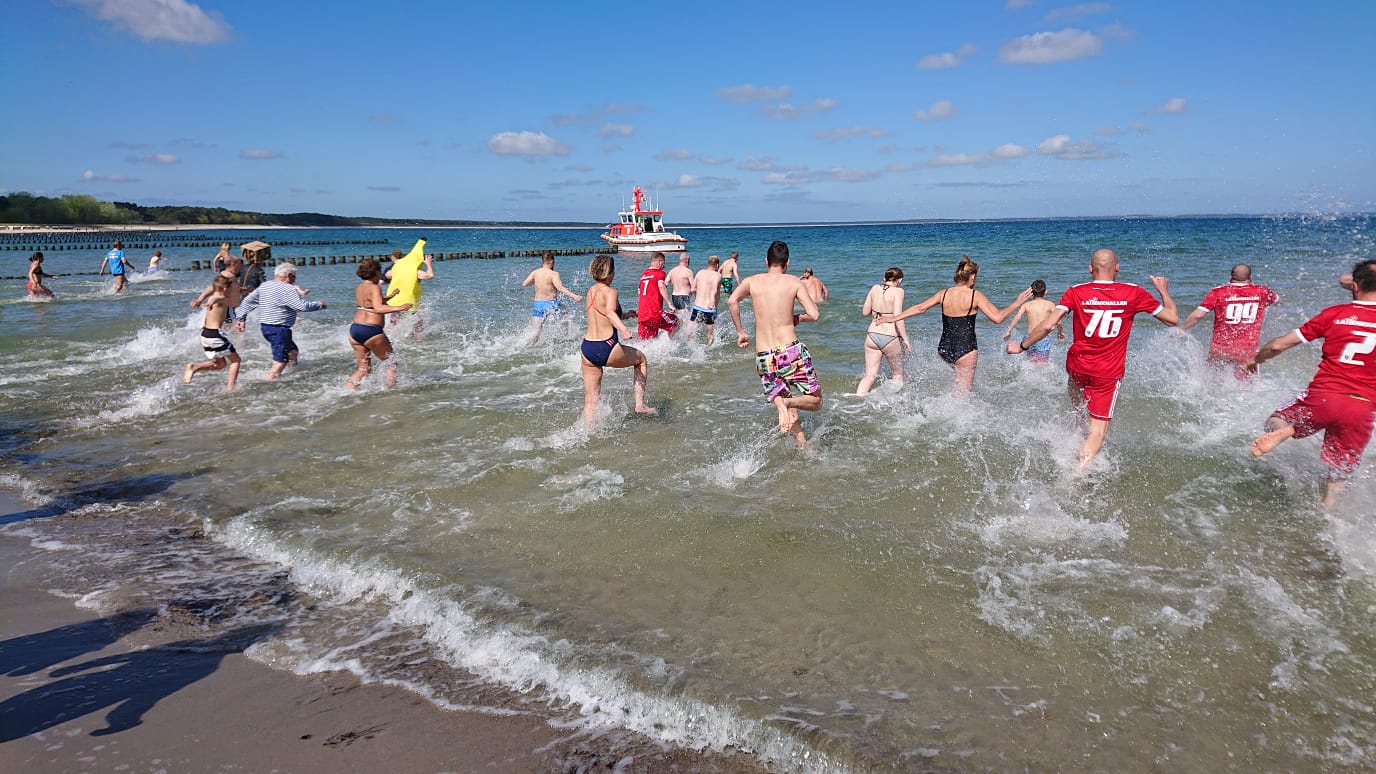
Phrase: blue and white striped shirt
[{"left": 235, "top": 280, "right": 323, "bottom": 326}]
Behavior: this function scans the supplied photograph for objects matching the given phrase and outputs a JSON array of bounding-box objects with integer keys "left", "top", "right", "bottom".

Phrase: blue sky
[{"left": 2, "top": 0, "right": 1373, "bottom": 223}]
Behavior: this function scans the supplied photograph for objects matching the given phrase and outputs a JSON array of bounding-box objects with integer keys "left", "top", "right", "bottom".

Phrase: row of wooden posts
[{"left": 5, "top": 247, "right": 614, "bottom": 280}]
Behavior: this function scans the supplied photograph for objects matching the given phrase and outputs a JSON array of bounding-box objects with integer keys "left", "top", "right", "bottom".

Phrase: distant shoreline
[{"left": 5, "top": 211, "right": 1372, "bottom": 237}]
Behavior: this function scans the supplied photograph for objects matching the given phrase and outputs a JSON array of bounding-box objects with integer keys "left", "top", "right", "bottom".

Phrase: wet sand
[{"left": 0, "top": 493, "right": 766, "bottom": 773}]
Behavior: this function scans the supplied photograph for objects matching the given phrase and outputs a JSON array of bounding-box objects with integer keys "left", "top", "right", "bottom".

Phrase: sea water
[{"left": 2, "top": 216, "right": 1373, "bottom": 770}]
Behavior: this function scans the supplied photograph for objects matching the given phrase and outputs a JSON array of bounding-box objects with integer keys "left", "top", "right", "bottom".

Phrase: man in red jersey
[
  {"left": 1009, "top": 248, "right": 1179, "bottom": 471},
  {"left": 637, "top": 252, "right": 678, "bottom": 339},
  {"left": 1177, "top": 263, "right": 1279, "bottom": 376},
  {"left": 1248, "top": 260, "right": 1376, "bottom": 508}
]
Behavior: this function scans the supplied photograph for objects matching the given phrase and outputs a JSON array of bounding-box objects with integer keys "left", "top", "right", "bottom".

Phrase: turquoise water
[{"left": 2, "top": 216, "right": 1373, "bottom": 770}]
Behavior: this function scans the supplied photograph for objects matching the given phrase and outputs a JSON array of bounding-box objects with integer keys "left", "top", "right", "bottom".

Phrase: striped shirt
[{"left": 235, "top": 280, "right": 323, "bottom": 326}]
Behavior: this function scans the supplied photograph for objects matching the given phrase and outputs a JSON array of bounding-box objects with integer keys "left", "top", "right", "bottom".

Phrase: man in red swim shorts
[
  {"left": 1010, "top": 248, "right": 1179, "bottom": 471},
  {"left": 1248, "top": 259, "right": 1376, "bottom": 508},
  {"left": 637, "top": 251, "right": 678, "bottom": 340}
]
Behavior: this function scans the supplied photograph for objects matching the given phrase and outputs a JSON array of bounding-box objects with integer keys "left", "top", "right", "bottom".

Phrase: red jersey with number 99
[
  {"left": 1057, "top": 281, "right": 1163, "bottom": 380},
  {"left": 1199, "top": 282, "right": 1279, "bottom": 361},
  {"left": 1297, "top": 300, "right": 1376, "bottom": 402}
]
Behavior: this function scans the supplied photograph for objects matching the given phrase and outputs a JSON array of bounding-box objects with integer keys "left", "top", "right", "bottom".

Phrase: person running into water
[
  {"left": 521, "top": 251, "right": 581, "bottom": 342},
  {"left": 719, "top": 251, "right": 741, "bottom": 296},
  {"left": 26, "top": 252, "right": 57, "bottom": 299},
  {"left": 581, "top": 255, "right": 654, "bottom": 421},
  {"left": 1178, "top": 263, "right": 1280, "bottom": 378},
  {"left": 191, "top": 253, "right": 244, "bottom": 320},
  {"left": 880, "top": 256, "right": 1031, "bottom": 393},
  {"left": 800, "top": 267, "right": 829, "bottom": 303},
  {"left": 211, "top": 243, "right": 232, "bottom": 273},
  {"left": 856, "top": 267, "right": 910, "bottom": 396},
  {"left": 728, "top": 240, "right": 822, "bottom": 448},
  {"left": 666, "top": 253, "right": 696, "bottom": 319},
  {"left": 1002, "top": 279, "right": 1065, "bottom": 363},
  {"left": 1247, "top": 259, "right": 1376, "bottom": 508},
  {"left": 384, "top": 238, "right": 434, "bottom": 331},
  {"left": 347, "top": 258, "right": 413, "bottom": 389},
  {"left": 688, "top": 255, "right": 724, "bottom": 343},
  {"left": 637, "top": 252, "right": 678, "bottom": 339},
  {"left": 99, "top": 240, "right": 134, "bottom": 293},
  {"left": 235, "top": 262, "right": 327, "bottom": 380},
  {"left": 183, "top": 275, "right": 241, "bottom": 391},
  {"left": 1010, "top": 248, "right": 1178, "bottom": 471},
  {"left": 146, "top": 251, "right": 164, "bottom": 273}
]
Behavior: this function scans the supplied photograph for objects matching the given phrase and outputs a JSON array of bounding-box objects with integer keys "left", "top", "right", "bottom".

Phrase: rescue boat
[{"left": 599, "top": 187, "right": 688, "bottom": 253}]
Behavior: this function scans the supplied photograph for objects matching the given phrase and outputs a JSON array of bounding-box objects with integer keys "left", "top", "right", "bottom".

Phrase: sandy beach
[{"left": 0, "top": 492, "right": 766, "bottom": 773}]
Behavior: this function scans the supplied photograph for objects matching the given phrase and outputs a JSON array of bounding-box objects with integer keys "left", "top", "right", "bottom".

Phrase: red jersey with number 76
[
  {"left": 1296, "top": 300, "right": 1376, "bottom": 402},
  {"left": 1057, "top": 281, "right": 1163, "bottom": 380}
]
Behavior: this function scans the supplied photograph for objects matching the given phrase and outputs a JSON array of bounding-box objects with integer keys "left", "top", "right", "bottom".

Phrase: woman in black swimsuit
[{"left": 879, "top": 256, "right": 1031, "bottom": 392}]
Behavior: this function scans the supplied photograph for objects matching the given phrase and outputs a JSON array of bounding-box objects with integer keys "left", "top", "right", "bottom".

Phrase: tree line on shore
[{"left": 0, "top": 192, "right": 595, "bottom": 228}]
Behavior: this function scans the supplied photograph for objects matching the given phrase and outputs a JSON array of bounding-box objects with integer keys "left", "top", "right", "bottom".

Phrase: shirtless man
[
  {"left": 1010, "top": 248, "right": 1178, "bottom": 471},
  {"left": 1248, "top": 259, "right": 1376, "bottom": 508},
  {"left": 719, "top": 251, "right": 741, "bottom": 297},
  {"left": 1177, "top": 263, "right": 1279, "bottom": 377},
  {"left": 521, "top": 252, "right": 582, "bottom": 341},
  {"left": 191, "top": 254, "right": 244, "bottom": 321},
  {"left": 800, "top": 267, "right": 829, "bottom": 303},
  {"left": 728, "top": 241, "right": 822, "bottom": 448},
  {"left": 689, "top": 255, "right": 724, "bottom": 343},
  {"left": 666, "top": 254, "right": 695, "bottom": 319},
  {"left": 1002, "top": 279, "right": 1065, "bottom": 363}
]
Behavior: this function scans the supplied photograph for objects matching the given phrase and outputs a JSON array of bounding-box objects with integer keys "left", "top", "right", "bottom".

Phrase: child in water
[{"left": 183, "top": 275, "right": 241, "bottom": 391}]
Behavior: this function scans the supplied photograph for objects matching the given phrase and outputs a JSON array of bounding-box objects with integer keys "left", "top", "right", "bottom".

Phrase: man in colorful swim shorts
[
  {"left": 522, "top": 251, "right": 582, "bottom": 342},
  {"left": 1011, "top": 248, "right": 1178, "bottom": 471},
  {"left": 728, "top": 240, "right": 822, "bottom": 448},
  {"left": 1247, "top": 259, "right": 1376, "bottom": 508}
]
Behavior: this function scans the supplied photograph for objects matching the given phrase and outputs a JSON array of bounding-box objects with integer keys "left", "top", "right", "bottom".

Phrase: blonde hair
[
  {"left": 589, "top": 254, "right": 615, "bottom": 282},
  {"left": 954, "top": 255, "right": 978, "bottom": 284}
]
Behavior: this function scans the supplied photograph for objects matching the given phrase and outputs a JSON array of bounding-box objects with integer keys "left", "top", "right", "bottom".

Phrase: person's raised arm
[
  {"left": 190, "top": 283, "right": 215, "bottom": 308},
  {"left": 1247, "top": 330, "right": 1303, "bottom": 373},
  {"left": 878, "top": 290, "right": 943, "bottom": 324},
  {"left": 1150, "top": 276, "right": 1179, "bottom": 326},
  {"left": 417, "top": 256, "right": 435, "bottom": 281},
  {"left": 728, "top": 278, "right": 752, "bottom": 348},
  {"left": 978, "top": 287, "right": 1034, "bottom": 324}
]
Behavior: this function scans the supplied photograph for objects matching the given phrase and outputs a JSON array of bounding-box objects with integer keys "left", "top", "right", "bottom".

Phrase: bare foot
[
  {"left": 345, "top": 380, "right": 360, "bottom": 390},
  {"left": 183, "top": 364, "right": 195, "bottom": 384},
  {"left": 774, "top": 401, "right": 793, "bottom": 434},
  {"left": 1251, "top": 428, "right": 1293, "bottom": 457},
  {"left": 634, "top": 405, "right": 658, "bottom": 415}
]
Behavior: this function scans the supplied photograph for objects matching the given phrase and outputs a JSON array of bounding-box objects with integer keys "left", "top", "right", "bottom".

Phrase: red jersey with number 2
[
  {"left": 1199, "top": 282, "right": 1278, "bottom": 361},
  {"left": 1297, "top": 300, "right": 1376, "bottom": 402},
  {"left": 1058, "top": 281, "right": 1163, "bottom": 380}
]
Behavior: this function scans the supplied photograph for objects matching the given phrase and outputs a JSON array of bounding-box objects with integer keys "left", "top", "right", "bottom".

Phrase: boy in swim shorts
[
  {"left": 727, "top": 240, "right": 823, "bottom": 448},
  {"left": 183, "top": 275, "right": 241, "bottom": 390}
]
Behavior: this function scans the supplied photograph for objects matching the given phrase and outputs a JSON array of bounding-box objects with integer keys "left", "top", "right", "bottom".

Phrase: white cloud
[
  {"left": 737, "top": 155, "right": 805, "bottom": 172},
  {"left": 817, "top": 167, "right": 879, "bottom": 183},
  {"left": 655, "top": 149, "right": 694, "bottom": 161},
  {"left": 699, "top": 154, "right": 734, "bottom": 166},
  {"left": 81, "top": 169, "right": 137, "bottom": 182},
  {"left": 1094, "top": 125, "right": 1123, "bottom": 136},
  {"left": 1154, "top": 97, "right": 1188, "bottom": 114},
  {"left": 600, "top": 123, "right": 635, "bottom": 138},
  {"left": 991, "top": 143, "right": 1029, "bottom": 159},
  {"left": 564, "top": 164, "right": 594, "bottom": 172},
  {"left": 652, "top": 175, "right": 739, "bottom": 192},
  {"left": 240, "top": 148, "right": 281, "bottom": 160},
  {"left": 1036, "top": 134, "right": 1117, "bottom": 159},
  {"left": 68, "top": 0, "right": 230, "bottom": 44},
  {"left": 914, "top": 100, "right": 957, "bottom": 122},
  {"left": 716, "top": 84, "right": 792, "bottom": 103},
  {"left": 759, "top": 98, "right": 837, "bottom": 120},
  {"left": 1044, "top": 2, "right": 1111, "bottom": 22},
  {"left": 916, "top": 43, "right": 977, "bottom": 70},
  {"left": 886, "top": 163, "right": 921, "bottom": 173},
  {"left": 126, "top": 152, "right": 181, "bottom": 165},
  {"left": 1000, "top": 28, "right": 1103, "bottom": 64},
  {"left": 487, "top": 131, "right": 571, "bottom": 157},
  {"left": 813, "top": 125, "right": 892, "bottom": 142},
  {"left": 762, "top": 171, "right": 812, "bottom": 185}
]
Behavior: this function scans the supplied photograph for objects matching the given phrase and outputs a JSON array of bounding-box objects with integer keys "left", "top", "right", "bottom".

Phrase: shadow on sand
[{"left": 0, "top": 621, "right": 278, "bottom": 741}]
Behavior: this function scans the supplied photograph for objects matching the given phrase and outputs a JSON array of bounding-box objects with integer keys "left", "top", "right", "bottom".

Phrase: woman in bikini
[
  {"left": 581, "top": 255, "right": 655, "bottom": 421},
  {"left": 347, "top": 258, "right": 412, "bottom": 389},
  {"left": 880, "top": 256, "right": 1031, "bottom": 393},
  {"left": 856, "top": 267, "right": 910, "bottom": 396}
]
